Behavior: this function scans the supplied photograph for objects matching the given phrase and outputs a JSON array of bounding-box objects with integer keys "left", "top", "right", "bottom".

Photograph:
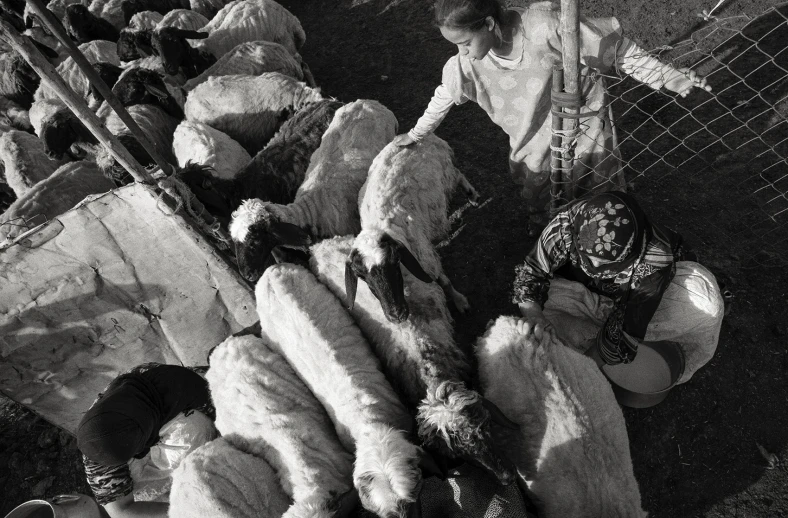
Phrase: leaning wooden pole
[
  {"left": 559, "top": 0, "right": 580, "bottom": 199},
  {"left": 550, "top": 66, "right": 565, "bottom": 212},
  {"left": 24, "top": 0, "right": 174, "bottom": 176},
  {"left": 0, "top": 16, "right": 153, "bottom": 183}
]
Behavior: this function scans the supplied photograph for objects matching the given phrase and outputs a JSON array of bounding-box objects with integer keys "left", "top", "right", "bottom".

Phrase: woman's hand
[
  {"left": 393, "top": 133, "right": 416, "bottom": 147},
  {"left": 517, "top": 301, "right": 551, "bottom": 340},
  {"left": 663, "top": 67, "right": 712, "bottom": 98}
]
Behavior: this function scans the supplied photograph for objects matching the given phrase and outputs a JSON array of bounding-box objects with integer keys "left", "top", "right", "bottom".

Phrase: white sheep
[
  {"left": 169, "top": 435, "right": 291, "bottom": 518},
  {"left": 0, "top": 129, "right": 67, "bottom": 196},
  {"left": 184, "top": 72, "right": 323, "bottom": 155},
  {"left": 207, "top": 335, "right": 356, "bottom": 518},
  {"left": 308, "top": 235, "right": 517, "bottom": 486},
  {"left": 182, "top": 41, "right": 305, "bottom": 91},
  {"left": 475, "top": 316, "right": 648, "bottom": 518},
  {"left": 155, "top": 8, "right": 209, "bottom": 31},
  {"left": 0, "top": 161, "right": 115, "bottom": 243},
  {"left": 33, "top": 40, "right": 119, "bottom": 105},
  {"left": 128, "top": 10, "right": 164, "bottom": 28},
  {"left": 228, "top": 99, "right": 396, "bottom": 282},
  {"left": 347, "top": 135, "right": 479, "bottom": 323},
  {"left": 256, "top": 263, "right": 423, "bottom": 518},
  {"left": 171, "top": 120, "right": 250, "bottom": 179}
]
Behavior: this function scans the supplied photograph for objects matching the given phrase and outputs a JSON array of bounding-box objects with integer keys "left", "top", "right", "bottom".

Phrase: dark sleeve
[
  {"left": 83, "top": 454, "right": 133, "bottom": 506},
  {"left": 512, "top": 211, "right": 572, "bottom": 307}
]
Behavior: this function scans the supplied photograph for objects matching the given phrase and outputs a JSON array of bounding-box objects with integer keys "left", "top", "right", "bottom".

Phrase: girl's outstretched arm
[
  {"left": 617, "top": 38, "right": 712, "bottom": 97},
  {"left": 394, "top": 83, "right": 457, "bottom": 146}
]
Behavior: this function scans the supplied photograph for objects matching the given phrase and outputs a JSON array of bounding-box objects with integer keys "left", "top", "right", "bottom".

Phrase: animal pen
[{"left": 550, "top": 0, "right": 788, "bottom": 266}]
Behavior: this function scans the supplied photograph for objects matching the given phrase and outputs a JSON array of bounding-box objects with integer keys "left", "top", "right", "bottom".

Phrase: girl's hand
[
  {"left": 393, "top": 133, "right": 416, "bottom": 147},
  {"left": 663, "top": 67, "right": 712, "bottom": 98},
  {"left": 517, "top": 301, "right": 552, "bottom": 340}
]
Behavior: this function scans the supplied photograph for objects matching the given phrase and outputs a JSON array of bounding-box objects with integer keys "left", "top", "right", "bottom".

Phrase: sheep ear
[
  {"left": 268, "top": 220, "right": 311, "bottom": 247},
  {"left": 144, "top": 82, "right": 169, "bottom": 101},
  {"left": 344, "top": 259, "right": 358, "bottom": 310},
  {"left": 171, "top": 28, "right": 208, "bottom": 39},
  {"left": 482, "top": 398, "right": 519, "bottom": 430},
  {"left": 396, "top": 241, "right": 433, "bottom": 283}
]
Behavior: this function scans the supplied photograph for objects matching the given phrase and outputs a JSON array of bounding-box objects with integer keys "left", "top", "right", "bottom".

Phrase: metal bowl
[{"left": 601, "top": 340, "right": 685, "bottom": 408}]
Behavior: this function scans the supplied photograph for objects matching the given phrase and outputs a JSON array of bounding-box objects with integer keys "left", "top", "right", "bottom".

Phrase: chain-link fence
[{"left": 553, "top": 2, "right": 788, "bottom": 265}]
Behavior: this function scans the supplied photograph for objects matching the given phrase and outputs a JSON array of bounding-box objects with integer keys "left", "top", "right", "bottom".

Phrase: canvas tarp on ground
[{"left": 0, "top": 183, "right": 257, "bottom": 434}]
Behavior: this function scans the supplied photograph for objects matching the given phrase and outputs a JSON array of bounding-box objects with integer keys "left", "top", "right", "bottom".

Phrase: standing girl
[{"left": 394, "top": 0, "right": 710, "bottom": 234}]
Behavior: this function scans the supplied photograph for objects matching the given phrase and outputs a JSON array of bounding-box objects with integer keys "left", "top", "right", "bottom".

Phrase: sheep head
[
  {"left": 229, "top": 199, "right": 312, "bottom": 283},
  {"left": 39, "top": 108, "right": 96, "bottom": 160},
  {"left": 117, "top": 28, "right": 154, "bottom": 61},
  {"left": 176, "top": 162, "right": 234, "bottom": 220},
  {"left": 152, "top": 27, "right": 208, "bottom": 76},
  {"left": 112, "top": 67, "right": 184, "bottom": 119},
  {"left": 63, "top": 4, "right": 118, "bottom": 43},
  {"left": 417, "top": 380, "right": 517, "bottom": 486},
  {"left": 88, "top": 62, "right": 123, "bottom": 104},
  {"left": 346, "top": 230, "right": 433, "bottom": 324}
]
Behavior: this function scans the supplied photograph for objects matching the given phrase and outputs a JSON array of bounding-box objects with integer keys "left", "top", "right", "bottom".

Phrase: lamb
[
  {"left": 228, "top": 99, "right": 395, "bottom": 282},
  {"left": 0, "top": 51, "right": 41, "bottom": 108},
  {"left": 63, "top": 3, "right": 119, "bottom": 43},
  {"left": 475, "top": 316, "right": 649, "bottom": 518},
  {"left": 171, "top": 120, "right": 250, "bottom": 181},
  {"left": 184, "top": 72, "right": 323, "bottom": 155},
  {"left": 177, "top": 98, "right": 341, "bottom": 223},
  {"left": 308, "top": 236, "right": 517, "bottom": 487},
  {"left": 95, "top": 103, "right": 179, "bottom": 185},
  {"left": 0, "top": 161, "right": 115, "bottom": 243},
  {"left": 256, "top": 262, "right": 423, "bottom": 518},
  {"left": 33, "top": 40, "right": 119, "bottom": 105},
  {"left": 169, "top": 435, "right": 291, "bottom": 518},
  {"left": 110, "top": 66, "right": 185, "bottom": 118},
  {"left": 207, "top": 335, "right": 356, "bottom": 517},
  {"left": 0, "top": 129, "right": 67, "bottom": 196},
  {"left": 182, "top": 40, "right": 306, "bottom": 91},
  {"left": 346, "top": 135, "right": 479, "bottom": 323}
]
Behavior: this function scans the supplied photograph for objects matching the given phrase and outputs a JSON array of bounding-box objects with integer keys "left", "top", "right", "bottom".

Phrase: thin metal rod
[
  {"left": 0, "top": 15, "right": 153, "bottom": 183},
  {"left": 24, "top": 0, "right": 174, "bottom": 177}
]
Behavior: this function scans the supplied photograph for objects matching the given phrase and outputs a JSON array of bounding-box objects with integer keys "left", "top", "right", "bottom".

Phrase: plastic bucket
[
  {"left": 4, "top": 495, "right": 108, "bottom": 518},
  {"left": 601, "top": 340, "right": 685, "bottom": 408}
]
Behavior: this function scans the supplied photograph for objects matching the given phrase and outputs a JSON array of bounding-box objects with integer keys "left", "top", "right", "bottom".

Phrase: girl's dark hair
[{"left": 433, "top": 0, "right": 504, "bottom": 30}]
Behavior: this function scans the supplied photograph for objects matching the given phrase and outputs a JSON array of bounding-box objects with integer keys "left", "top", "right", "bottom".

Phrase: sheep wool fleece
[{"left": 475, "top": 316, "right": 647, "bottom": 518}]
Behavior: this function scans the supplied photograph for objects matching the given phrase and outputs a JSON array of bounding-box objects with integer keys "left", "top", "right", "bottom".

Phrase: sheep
[
  {"left": 23, "top": 0, "right": 86, "bottom": 29},
  {"left": 0, "top": 51, "right": 41, "bottom": 108},
  {"left": 177, "top": 98, "right": 341, "bottom": 223},
  {"left": 127, "top": 9, "right": 162, "bottom": 28},
  {"left": 308, "top": 235, "right": 517, "bottom": 487},
  {"left": 120, "top": 55, "right": 187, "bottom": 87},
  {"left": 171, "top": 120, "right": 250, "bottom": 181},
  {"left": 156, "top": 8, "right": 209, "bottom": 31},
  {"left": 184, "top": 72, "right": 323, "bottom": 155},
  {"left": 0, "top": 161, "right": 115, "bottom": 243},
  {"left": 346, "top": 136, "right": 479, "bottom": 324},
  {"left": 150, "top": 27, "right": 216, "bottom": 78},
  {"left": 86, "top": 61, "right": 123, "bottom": 106},
  {"left": 116, "top": 28, "right": 153, "bottom": 62},
  {"left": 87, "top": 0, "right": 127, "bottom": 30},
  {"left": 0, "top": 95, "right": 32, "bottom": 131},
  {"left": 475, "top": 316, "right": 649, "bottom": 518},
  {"left": 119, "top": 0, "right": 190, "bottom": 25},
  {"left": 33, "top": 40, "right": 119, "bottom": 105},
  {"left": 256, "top": 262, "right": 423, "bottom": 518},
  {"left": 169, "top": 435, "right": 291, "bottom": 518},
  {"left": 63, "top": 3, "right": 119, "bottom": 43},
  {"left": 118, "top": 11, "right": 207, "bottom": 64},
  {"left": 187, "top": 0, "right": 231, "bottom": 19},
  {"left": 228, "top": 99, "right": 395, "bottom": 282},
  {"left": 30, "top": 98, "right": 97, "bottom": 160},
  {"left": 207, "top": 335, "right": 356, "bottom": 517},
  {"left": 110, "top": 66, "right": 185, "bottom": 118},
  {"left": 0, "top": 130, "right": 68, "bottom": 196},
  {"left": 95, "top": 103, "right": 179, "bottom": 185},
  {"left": 182, "top": 41, "right": 305, "bottom": 92}
]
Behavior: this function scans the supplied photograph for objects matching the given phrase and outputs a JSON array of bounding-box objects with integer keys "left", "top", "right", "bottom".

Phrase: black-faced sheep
[
  {"left": 0, "top": 51, "right": 41, "bottom": 108},
  {"left": 150, "top": 26, "right": 214, "bottom": 77},
  {"left": 111, "top": 66, "right": 184, "bottom": 118},
  {"left": 177, "top": 98, "right": 340, "bottom": 222},
  {"left": 0, "top": 95, "right": 32, "bottom": 131},
  {"left": 127, "top": 9, "right": 162, "bottom": 28},
  {"left": 171, "top": 120, "right": 250, "bottom": 181},
  {"left": 30, "top": 98, "right": 97, "bottom": 160},
  {"left": 33, "top": 40, "right": 119, "bottom": 106},
  {"left": 63, "top": 3, "right": 119, "bottom": 43},
  {"left": 308, "top": 236, "right": 517, "bottom": 487},
  {"left": 120, "top": 0, "right": 189, "bottom": 25},
  {"left": 184, "top": 72, "right": 323, "bottom": 155},
  {"left": 256, "top": 263, "right": 423, "bottom": 518},
  {"left": 156, "top": 8, "right": 208, "bottom": 31},
  {"left": 228, "top": 99, "right": 396, "bottom": 282},
  {"left": 116, "top": 27, "right": 153, "bottom": 61},
  {"left": 0, "top": 129, "right": 68, "bottom": 196},
  {"left": 208, "top": 335, "right": 356, "bottom": 517},
  {"left": 86, "top": 61, "right": 123, "bottom": 105},
  {"left": 475, "top": 316, "right": 649, "bottom": 518}
]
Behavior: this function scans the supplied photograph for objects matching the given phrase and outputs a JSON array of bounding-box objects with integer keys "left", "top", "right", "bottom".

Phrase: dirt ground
[{"left": 2, "top": 0, "right": 787, "bottom": 516}]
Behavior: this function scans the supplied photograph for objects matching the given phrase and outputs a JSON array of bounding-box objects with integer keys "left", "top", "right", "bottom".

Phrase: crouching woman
[
  {"left": 76, "top": 363, "right": 217, "bottom": 518},
  {"left": 513, "top": 191, "right": 723, "bottom": 383}
]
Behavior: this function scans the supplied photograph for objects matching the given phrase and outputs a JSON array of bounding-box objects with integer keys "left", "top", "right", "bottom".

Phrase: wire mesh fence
[{"left": 553, "top": 2, "right": 788, "bottom": 265}]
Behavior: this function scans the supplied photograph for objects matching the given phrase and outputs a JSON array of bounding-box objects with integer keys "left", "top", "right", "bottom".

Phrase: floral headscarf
[{"left": 570, "top": 192, "right": 649, "bottom": 278}]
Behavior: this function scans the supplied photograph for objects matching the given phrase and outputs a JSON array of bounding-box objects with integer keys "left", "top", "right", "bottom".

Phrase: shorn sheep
[
  {"left": 169, "top": 435, "right": 291, "bottom": 518},
  {"left": 0, "top": 129, "right": 67, "bottom": 196},
  {"left": 110, "top": 66, "right": 185, "bottom": 118},
  {"left": 33, "top": 40, "right": 119, "bottom": 105},
  {"left": 63, "top": 3, "right": 119, "bottom": 43},
  {"left": 208, "top": 335, "right": 356, "bottom": 517},
  {"left": 0, "top": 161, "right": 115, "bottom": 243},
  {"left": 256, "top": 263, "right": 423, "bottom": 518},
  {"left": 30, "top": 98, "right": 97, "bottom": 160},
  {"left": 179, "top": 98, "right": 341, "bottom": 222},
  {"left": 228, "top": 99, "right": 395, "bottom": 282},
  {"left": 171, "top": 120, "right": 251, "bottom": 180},
  {"left": 184, "top": 72, "right": 323, "bottom": 155},
  {"left": 346, "top": 135, "right": 479, "bottom": 323},
  {"left": 308, "top": 235, "right": 517, "bottom": 486},
  {"left": 475, "top": 316, "right": 648, "bottom": 518}
]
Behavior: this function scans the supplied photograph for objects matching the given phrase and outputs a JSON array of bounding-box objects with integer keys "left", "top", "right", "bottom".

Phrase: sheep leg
[
  {"left": 458, "top": 173, "right": 479, "bottom": 206},
  {"left": 438, "top": 271, "right": 470, "bottom": 313}
]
